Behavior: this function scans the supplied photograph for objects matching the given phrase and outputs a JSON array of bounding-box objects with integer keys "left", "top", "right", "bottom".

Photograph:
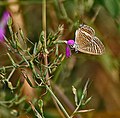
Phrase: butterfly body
[{"left": 74, "top": 24, "right": 105, "bottom": 55}]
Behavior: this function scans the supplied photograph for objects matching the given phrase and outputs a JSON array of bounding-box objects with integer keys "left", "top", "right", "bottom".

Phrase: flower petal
[
  {"left": 0, "top": 11, "right": 10, "bottom": 42},
  {"left": 0, "top": 27, "right": 5, "bottom": 42},
  {"left": 0, "top": 11, "right": 10, "bottom": 28},
  {"left": 66, "top": 45, "right": 71, "bottom": 58},
  {"left": 67, "top": 39, "right": 75, "bottom": 46}
]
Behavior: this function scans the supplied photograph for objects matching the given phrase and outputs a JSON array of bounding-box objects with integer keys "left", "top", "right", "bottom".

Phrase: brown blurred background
[{"left": 0, "top": 0, "right": 120, "bottom": 118}]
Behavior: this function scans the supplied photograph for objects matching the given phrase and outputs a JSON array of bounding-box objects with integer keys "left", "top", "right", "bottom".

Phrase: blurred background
[{"left": 0, "top": 0, "right": 120, "bottom": 118}]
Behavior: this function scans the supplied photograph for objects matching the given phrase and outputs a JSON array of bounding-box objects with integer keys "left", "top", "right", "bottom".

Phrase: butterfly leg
[{"left": 74, "top": 44, "right": 79, "bottom": 53}]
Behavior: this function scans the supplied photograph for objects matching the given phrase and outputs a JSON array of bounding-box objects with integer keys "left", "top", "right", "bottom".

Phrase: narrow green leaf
[
  {"left": 78, "top": 79, "right": 90, "bottom": 107},
  {"left": 38, "top": 99, "right": 44, "bottom": 108},
  {"left": 8, "top": 81, "right": 14, "bottom": 90},
  {"left": 72, "top": 86, "right": 78, "bottom": 106},
  {"left": 33, "top": 43, "right": 37, "bottom": 55},
  {"left": 7, "top": 53, "right": 16, "bottom": 67},
  {"left": 22, "top": 70, "right": 35, "bottom": 88},
  {"left": 19, "top": 28, "right": 25, "bottom": 41},
  {"left": 55, "top": 44, "right": 58, "bottom": 56},
  {"left": 7, "top": 17, "right": 12, "bottom": 26},
  {"left": 75, "top": 109, "right": 94, "bottom": 114},
  {"left": 39, "top": 31, "right": 44, "bottom": 45},
  {"left": 37, "top": 39, "right": 42, "bottom": 52},
  {"left": 82, "top": 96, "right": 92, "bottom": 106},
  {"left": 38, "top": 99, "right": 44, "bottom": 117}
]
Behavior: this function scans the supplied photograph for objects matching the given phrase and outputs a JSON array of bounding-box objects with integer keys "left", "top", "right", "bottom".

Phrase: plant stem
[
  {"left": 70, "top": 80, "right": 89, "bottom": 117},
  {"left": 42, "top": 1, "right": 70, "bottom": 117},
  {"left": 42, "top": 0, "right": 50, "bottom": 85},
  {"left": 53, "top": 40, "right": 67, "bottom": 44},
  {"left": 7, "top": 68, "right": 16, "bottom": 81},
  {"left": 0, "top": 65, "right": 28, "bottom": 70},
  {"left": 45, "top": 84, "right": 70, "bottom": 118}
]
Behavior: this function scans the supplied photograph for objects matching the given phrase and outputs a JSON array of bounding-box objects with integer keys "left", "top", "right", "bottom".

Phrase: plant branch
[
  {"left": 42, "top": 0, "right": 50, "bottom": 85},
  {"left": 45, "top": 84, "right": 70, "bottom": 118}
]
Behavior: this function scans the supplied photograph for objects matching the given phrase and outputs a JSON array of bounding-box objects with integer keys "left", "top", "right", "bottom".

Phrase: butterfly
[{"left": 73, "top": 24, "right": 105, "bottom": 55}]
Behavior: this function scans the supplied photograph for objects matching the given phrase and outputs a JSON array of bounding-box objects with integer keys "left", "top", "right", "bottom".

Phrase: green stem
[
  {"left": 70, "top": 100, "right": 81, "bottom": 118},
  {"left": 42, "top": 0, "right": 70, "bottom": 117},
  {"left": 18, "top": 51, "right": 29, "bottom": 66},
  {"left": 7, "top": 68, "right": 16, "bottom": 81},
  {"left": 70, "top": 80, "right": 89, "bottom": 117},
  {"left": 42, "top": 0, "right": 50, "bottom": 85},
  {"left": 46, "top": 84, "right": 70, "bottom": 118},
  {"left": 53, "top": 40, "right": 67, "bottom": 44},
  {"left": 0, "top": 65, "right": 28, "bottom": 70},
  {"left": 7, "top": 53, "right": 16, "bottom": 67}
]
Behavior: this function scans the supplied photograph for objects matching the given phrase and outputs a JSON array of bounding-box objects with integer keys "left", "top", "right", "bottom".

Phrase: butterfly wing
[
  {"left": 75, "top": 29, "right": 91, "bottom": 48},
  {"left": 75, "top": 26, "right": 105, "bottom": 55},
  {"left": 76, "top": 36, "right": 105, "bottom": 55},
  {"left": 80, "top": 24, "right": 95, "bottom": 37},
  {"left": 75, "top": 25, "right": 95, "bottom": 47}
]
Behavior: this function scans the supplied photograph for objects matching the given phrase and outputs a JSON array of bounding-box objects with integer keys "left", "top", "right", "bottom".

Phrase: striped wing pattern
[
  {"left": 75, "top": 24, "right": 105, "bottom": 55},
  {"left": 80, "top": 24, "right": 95, "bottom": 37}
]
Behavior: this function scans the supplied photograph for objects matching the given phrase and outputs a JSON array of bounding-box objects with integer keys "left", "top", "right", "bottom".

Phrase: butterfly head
[{"left": 79, "top": 24, "right": 85, "bottom": 28}]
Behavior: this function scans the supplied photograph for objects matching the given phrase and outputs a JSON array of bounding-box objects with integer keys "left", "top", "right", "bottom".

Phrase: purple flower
[
  {"left": 65, "top": 39, "right": 75, "bottom": 58},
  {"left": 0, "top": 11, "right": 10, "bottom": 42},
  {"left": 0, "top": 27, "right": 5, "bottom": 42},
  {"left": 67, "top": 39, "right": 75, "bottom": 45},
  {"left": 66, "top": 45, "right": 71, "bottom": 58}
]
